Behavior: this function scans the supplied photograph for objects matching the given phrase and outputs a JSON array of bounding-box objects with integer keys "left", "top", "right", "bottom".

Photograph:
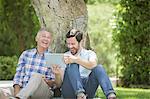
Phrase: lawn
[{"left": 96, "top": 87, "right": 150, "bottom": 99}]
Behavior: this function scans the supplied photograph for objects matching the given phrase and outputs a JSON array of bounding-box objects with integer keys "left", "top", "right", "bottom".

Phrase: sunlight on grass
[
  {"left": 96, "top": 87, "right": 150, "bottom": 99},
  {"left": 116, "top": 87, "right": 150, "bottom": 99}
]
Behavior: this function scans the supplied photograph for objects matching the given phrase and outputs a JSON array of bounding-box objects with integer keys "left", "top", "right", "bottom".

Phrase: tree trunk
[{"left": 31, "top": 0, "right": 90, "bottom": 52}]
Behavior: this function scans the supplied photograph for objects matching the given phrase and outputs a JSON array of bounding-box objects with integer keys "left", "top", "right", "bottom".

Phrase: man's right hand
[
  {"left": 64, "top": 54, "right": 78, "bottom": 64},
  {"left": 13, "top": 84, "right": 21, "bottom": 96},
  {"left": 52, "top": 65, "right": 62, "bottom": 75},
  {"left": 51, "top": 64, "right": 63, "bottom": 87}
]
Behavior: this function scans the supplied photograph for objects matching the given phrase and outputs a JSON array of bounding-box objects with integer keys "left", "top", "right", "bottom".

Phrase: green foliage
[
  {"left": 0, "top": 0, "right": 40, "bottom": 56},
  {"left": 88, "top": 4, "right": 116, "bottom": 76},
  {"left": 113, "top": 0, "right": 150, "bottom": 87},
  {"left": 0, "top": 56, "right": 17, "bottom": 80}
]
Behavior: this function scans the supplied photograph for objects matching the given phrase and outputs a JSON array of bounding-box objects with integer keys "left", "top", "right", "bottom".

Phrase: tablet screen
[{"left": 45, "top": 53, "right": 66, "bottom": 68}]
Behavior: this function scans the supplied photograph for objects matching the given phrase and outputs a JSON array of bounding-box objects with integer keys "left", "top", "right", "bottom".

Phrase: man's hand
[
  {"left": 51, "top": 65, "right": 63, "bottom": 87},
  {"left": 43, "top": 78, "right": 55, "bottom": 87},
  {"left": 13, "top": 84, "right": 21, "bottom": 96},
  {"left": 64, "top": 54, "right": 78, "bottom": 64},
  {"left": 64, "top": 54, "right": 97, "bottom": 69},
  {"left": 51, "top": 65, "right": 63, "bottom": 75}
]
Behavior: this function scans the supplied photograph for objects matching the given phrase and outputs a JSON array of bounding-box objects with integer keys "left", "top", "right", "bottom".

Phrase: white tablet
[{"left": 45, "top": 53, "right": 66, "bottom": 68}]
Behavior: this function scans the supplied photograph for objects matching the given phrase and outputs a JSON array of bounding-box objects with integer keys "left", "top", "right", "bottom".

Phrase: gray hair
[{"left": 35, "top": 28, "right": 51, "bottom": 40}]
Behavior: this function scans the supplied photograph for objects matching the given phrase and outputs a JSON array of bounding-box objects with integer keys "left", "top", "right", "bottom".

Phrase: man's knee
[
  {"left": 66, "top": 63, "right": 79, "bottom": 74},
  {"left": 92, "top": 64, "right": 106, "bottom": 74},
  {"left": 30, "top": 73, "right": 45, "bottom": 83},
  {"left": 31, "top": 73, "right": 44, "bottom": 78}
]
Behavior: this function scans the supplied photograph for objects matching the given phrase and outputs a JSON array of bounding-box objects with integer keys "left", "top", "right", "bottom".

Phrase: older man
[{"left": 12, "top": 28, "right": 60, "bottom": 99}]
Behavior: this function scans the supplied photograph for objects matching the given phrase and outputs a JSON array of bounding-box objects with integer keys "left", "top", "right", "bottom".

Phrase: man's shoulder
[
  {"left": 21, "top": 48, "right": 36, "bottom": 56},
  {"left": 23, "top": 48, "right": 36, "bottom": 53},
  {"left": 65, "top": 51, "right": 70, "bottom": 54},
  {"left": 81, "top": 49, "right": 96, "bottom": 54}
]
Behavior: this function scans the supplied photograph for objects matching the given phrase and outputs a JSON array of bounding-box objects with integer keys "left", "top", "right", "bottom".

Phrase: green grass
[{"left": 96, "top": 87, "right": 150, "bottom": 99}]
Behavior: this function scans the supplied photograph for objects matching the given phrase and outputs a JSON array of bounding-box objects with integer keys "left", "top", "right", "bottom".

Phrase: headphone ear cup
[{"left": 76, "top": 32, "right": 83, "bottom": 42}]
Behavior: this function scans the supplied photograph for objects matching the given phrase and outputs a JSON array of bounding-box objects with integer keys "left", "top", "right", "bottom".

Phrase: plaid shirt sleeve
[{"left": 13, "top": 51, "right": 26, "bottom": 87}]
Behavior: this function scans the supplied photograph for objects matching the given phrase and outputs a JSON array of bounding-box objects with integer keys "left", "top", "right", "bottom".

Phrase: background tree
[
  {"left": 0, "top": 0, "right": 39, "bottom": 56},
  {"left": 31, "top": 0, "right": 90, "bottom": 52},
  {"left": 88, "top": 4, "right": 116, "bottom": 75},
  {"left": 0, "top": 0, "right": 119, "bottom": 80},
  {"left": 113, "top": 0, "right": 150, "bottom": 87}
]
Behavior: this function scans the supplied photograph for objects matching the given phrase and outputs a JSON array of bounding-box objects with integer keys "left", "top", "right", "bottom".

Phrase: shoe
[
  {"left": 108, "top": 93, "right": 116, "bottom": 99},
  {"left": 0, "top": 89, "right": 8, "bottom": 99},
  {"left": 9, "top": 97, "right": 20, "bottom": 99},
  {"left": 77, "top": 92, "right": 86, "bottom": 99},
  {"left": 9, "top": 97, "right": 17, "bottom": 99},
  {"left": 0, "top": 89, "right": 20, "bottom": 99}
]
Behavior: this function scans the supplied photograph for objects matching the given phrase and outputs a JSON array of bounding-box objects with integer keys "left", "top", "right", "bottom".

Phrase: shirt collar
[
  {"left": 34, "top": 48, "right": 50, "bottom": 56},
  {"left": 68, "top": 48, "right": 83, "bottom": 56}
]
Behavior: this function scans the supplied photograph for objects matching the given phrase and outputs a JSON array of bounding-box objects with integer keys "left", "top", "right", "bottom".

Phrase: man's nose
[
  {"left": 44, "top": 37, "right": 50, "bottom": 41},
  {"left": 68, "top": 44, "right": 73, "bottom": 48}
]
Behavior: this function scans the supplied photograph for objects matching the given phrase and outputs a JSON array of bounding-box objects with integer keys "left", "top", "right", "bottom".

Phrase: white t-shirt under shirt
[{"left": 65, "top": 48, "right": 97, "bottom": 77}]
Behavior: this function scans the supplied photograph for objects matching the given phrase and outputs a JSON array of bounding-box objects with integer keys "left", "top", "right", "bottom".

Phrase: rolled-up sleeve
[
  {"left": 88, "top": 50, "right": 97, "bottom": 62},
  {"left": 13, "top": 52, "right": 26, "bottom": 87}
]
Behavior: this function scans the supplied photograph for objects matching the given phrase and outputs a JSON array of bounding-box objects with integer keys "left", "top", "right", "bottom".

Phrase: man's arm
[
  {"left": 13, "top": 51, "right": 26, "bottom": 96},
  {"left": 74, "top": 56, "right": 97, "bottom": 69},
  {"left": 44, "top": 65, "right": 63, "bottom": 88},
  {"left": 55, "top": 73, "right": 62, "bottom": 88},
  {"left": 64, "top": 55, "right": 97, "bottom": 69},
  {"left": 43, "top": 79, "right": 55, "bottom": 87},
  {"left": 51, "top": 65, "right": 64, "bottom": 88}
]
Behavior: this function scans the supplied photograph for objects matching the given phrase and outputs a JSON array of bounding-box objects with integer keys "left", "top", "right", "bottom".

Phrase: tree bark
[{"left": 31, "top": 0, "right": 90, "bottom": 52}]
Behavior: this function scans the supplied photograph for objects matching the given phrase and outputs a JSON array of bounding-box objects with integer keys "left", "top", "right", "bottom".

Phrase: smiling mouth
[
  {"left": 70, "top": 49, "right": 77, "bottom": 55},
  {"left": 42, "top": 41, "right": 48, "bottom": 44},
  {"left": 70, "top": 48, "right": 74, "bottom": 52}
]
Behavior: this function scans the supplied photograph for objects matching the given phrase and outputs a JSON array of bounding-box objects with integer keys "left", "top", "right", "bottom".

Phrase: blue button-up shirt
[{"left": 13, "top": 48, "right": 55, "bottom": 88}]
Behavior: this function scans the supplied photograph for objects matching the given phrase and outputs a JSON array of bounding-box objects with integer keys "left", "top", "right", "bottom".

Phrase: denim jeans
[{"left": 61, "top": 63, "right": 115, "bottom": 98}]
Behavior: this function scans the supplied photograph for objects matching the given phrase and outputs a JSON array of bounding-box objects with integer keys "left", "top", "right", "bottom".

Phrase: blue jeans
[{"left": 61, "top": 63, "right": 115, "bottom": 98}]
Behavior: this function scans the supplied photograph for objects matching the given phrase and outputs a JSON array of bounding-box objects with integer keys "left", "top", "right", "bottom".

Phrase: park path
[
  {"left": 0, "top": 77, "right": 118, "bottom": 98},
  {"left": 0, "top": 77, "right": 118, "bottom": 88}
]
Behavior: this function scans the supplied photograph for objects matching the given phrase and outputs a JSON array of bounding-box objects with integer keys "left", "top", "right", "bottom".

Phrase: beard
[{"left": 70, "top": 48, "right": 78, "bottom": 55}]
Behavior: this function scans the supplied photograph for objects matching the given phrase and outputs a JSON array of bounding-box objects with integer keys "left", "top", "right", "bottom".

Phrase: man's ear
[
  {"left": 79, "top": 39, "right": 83, "bottom": 46},
  {"left": 35, "top": 36, "right": 38, "bottom": 42}
]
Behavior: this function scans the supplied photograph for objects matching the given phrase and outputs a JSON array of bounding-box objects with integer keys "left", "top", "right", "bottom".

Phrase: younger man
[{"left": 61, "top": 29, "right": 116, "bottom": 99}]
